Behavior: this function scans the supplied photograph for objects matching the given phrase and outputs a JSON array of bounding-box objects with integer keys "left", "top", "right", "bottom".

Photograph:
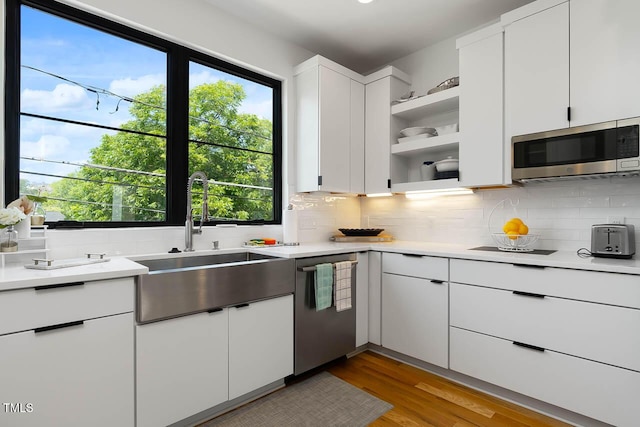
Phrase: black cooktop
[{"left": 469, "top": 246, "right": 557, "bottom": 255}]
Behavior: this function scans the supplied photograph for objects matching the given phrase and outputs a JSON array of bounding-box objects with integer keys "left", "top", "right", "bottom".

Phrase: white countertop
[
  {"left": 252, "top": 241, "right": 640, "bottom": 275},
  {"left": 3, "top": 240, "right": 640, "bottom": 292},
  {"left": 0, "top": 257, "right": 148, "bottom": 292}
]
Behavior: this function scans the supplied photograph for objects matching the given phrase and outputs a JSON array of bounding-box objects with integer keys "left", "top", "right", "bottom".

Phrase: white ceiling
[{"left": 205, "top": 0, "right": 534, "bottom": 73}]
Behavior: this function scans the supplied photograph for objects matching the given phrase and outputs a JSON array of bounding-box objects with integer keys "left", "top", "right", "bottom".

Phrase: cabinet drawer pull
[
  {"left": 233, "top": 303, "right": 250, "bottom": 309},
  {"left": 513, "top": 341, "right": 545, "bottom": 352},
  {"left": 512, "top": 263, "right": 545, "bottom": 270},
  {"left": 513, "top": 290, "right": 546, "bottom": 299},
  {"left": 35, "top": 282, "right": 85, "bottom": 291},
  {"left": 430, "top": 279, "right": 445, "bottom": 284},
  {"left": 402, "top": 253, "right": 423, "bottom": 258},
  {"left": 207, "top": 308, "right": 223, "bottom": 313},
  {"left": 34, "top": 320, "right": 84, "bottom": 334}
]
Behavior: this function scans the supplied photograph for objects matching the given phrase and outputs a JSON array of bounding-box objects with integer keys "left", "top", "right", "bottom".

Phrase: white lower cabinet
[
  {"left": 229, "top": 295, "right": 293, "bottom": 400},
  {"left": 0, "top": 312, "right": 134, "bottom": 427},
  {"left": 136, "top": 310, "right": 228, "bottom": 427},
  {"left": 450, "top": 327, "right": 640, "bottom": 427},
  {"left": 381, "top": 253, "right": 449, "bottom": 368},
  {"left": 368, "top": 251, "right": 382, "bottom": 345},
  {"left": 355, "top": 252, "right": 369, "bottom": 347},
  {"left": 136, "top": 294, "right": 293, "bottom": 425},
  {"left": 449, "top": 258, "right": 640, "bottom": 426}
]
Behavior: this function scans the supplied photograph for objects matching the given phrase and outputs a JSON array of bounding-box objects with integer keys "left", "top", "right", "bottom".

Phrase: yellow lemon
[
  {"left": 509, "top": 217, "right": 524, "bottom": 225},
  {"left": 507, "top": 230, "right": 520, "bottom": 240},
  {"left": 518, "top": 223, "right": 529, "bottom": 235},
  {"left": 502, "top": 220, "right": 519, "bottom": 234}
]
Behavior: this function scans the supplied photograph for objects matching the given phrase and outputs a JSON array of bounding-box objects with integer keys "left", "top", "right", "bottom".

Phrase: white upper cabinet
[
  {"left": 295, "top": 56, "right": 365, "bottom": 193},
  {"left": 570, "top": 0, "right": 640, "bottom": 126},
  {"left": 457, "top": 24, "right": 509, "bottom": 186},
  {"left": 504, "top": 0, "right": 640, "bottom": 137},
  {"left": 504, "top": 1, "right": 569, "bottom": 139},
  {"left": 365, "top": 75, "right": 403, "bottom": 194}
]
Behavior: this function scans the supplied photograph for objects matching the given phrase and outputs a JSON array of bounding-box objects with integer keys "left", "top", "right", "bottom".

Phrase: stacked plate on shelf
[{"left": 397, "top": 126, "right": 437, "bottom": 144}]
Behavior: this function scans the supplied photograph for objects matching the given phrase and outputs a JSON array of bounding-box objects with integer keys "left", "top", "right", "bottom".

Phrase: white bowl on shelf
[
  {"left": 435, "top": 123, "right": 458, "bottom": 135},
  {"left": 435, "top": 157, "right": 459, "bottom": 172},
  {"left": 399, "top": 126, "right": 437, "bottom": 138}
]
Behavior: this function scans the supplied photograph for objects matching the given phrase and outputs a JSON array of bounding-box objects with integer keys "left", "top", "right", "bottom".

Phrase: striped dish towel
[
  {"left": 334, "top": 261, "right": 352, "bottom": 312},
  {"left": 314, "top": 263, "right": 334, "bottom": 311}
]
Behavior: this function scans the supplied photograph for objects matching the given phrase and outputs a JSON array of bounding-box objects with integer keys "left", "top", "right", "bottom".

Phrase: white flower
[{"left": 0, "top": 207, "right": 27, "bottom": 227}]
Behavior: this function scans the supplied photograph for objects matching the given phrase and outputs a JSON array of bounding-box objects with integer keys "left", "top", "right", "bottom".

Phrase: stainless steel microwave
[{"left": 511, "top": 117, "right": 640, "bottom": 182}]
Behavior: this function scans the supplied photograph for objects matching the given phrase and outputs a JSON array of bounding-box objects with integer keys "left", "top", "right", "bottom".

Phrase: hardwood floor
[{"left": 327, "top": 351, "right": 571, "bottom": 427}]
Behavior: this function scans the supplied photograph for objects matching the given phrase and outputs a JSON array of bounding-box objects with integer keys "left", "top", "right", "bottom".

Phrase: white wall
[{"left": 388, "top": 35, "right": 459, "bottom": 97}]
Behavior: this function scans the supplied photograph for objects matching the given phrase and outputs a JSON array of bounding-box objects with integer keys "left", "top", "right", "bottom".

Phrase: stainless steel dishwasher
[{"left": 294, "top": 253, "right": 357, "bottom": 375}]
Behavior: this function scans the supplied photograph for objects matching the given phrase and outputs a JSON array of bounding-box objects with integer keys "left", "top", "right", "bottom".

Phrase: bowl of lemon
[
  {"left": 491, "top": 218, "right": 539, "bottom": 252},
  {"left": 488, "top": 199, "right": 539, "bottom": 252}
]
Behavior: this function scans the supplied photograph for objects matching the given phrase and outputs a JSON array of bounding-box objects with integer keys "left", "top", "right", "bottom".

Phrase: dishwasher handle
[{"left": 297, "top": 260, "right": 358, "bottom": 272}]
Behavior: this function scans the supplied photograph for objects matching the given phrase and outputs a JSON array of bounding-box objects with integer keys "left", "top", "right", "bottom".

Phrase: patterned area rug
[{"left": 201, "top": 372, "right": 393, "bottom": 426}]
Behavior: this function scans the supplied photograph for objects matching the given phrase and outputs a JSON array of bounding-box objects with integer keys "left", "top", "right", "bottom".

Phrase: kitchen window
[{"left": 4, "top": 0, "right": 282, "bottom": 227}]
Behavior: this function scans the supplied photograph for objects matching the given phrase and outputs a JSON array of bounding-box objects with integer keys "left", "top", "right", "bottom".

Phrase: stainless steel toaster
[{"left": 591, "top": 224, "right": 636, "bottom": 258}]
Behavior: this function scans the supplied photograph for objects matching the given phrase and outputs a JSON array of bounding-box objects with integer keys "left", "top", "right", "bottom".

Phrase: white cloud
[
  {"left": 21, "top": 84, "right": 92, "bottom": 113},
  {"left": 108, "top": 74, "right": 165, "bottom": 98},
  {"left": 189, "top": 70, "right": 220, "bottom": 88},
  {"left": 239, "top": 100, "right": 273, "bottom": 120},
  {"left": 21, "top": 135, "right": 71, "bottom": 160}
]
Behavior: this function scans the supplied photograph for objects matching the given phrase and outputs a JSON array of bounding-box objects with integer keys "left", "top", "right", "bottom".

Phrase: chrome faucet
[{"left": 185, "top": 171, "right": 209, "bottom": 252}]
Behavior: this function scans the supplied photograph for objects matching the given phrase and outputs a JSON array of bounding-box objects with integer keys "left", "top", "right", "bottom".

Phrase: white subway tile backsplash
[
  {"left": 358, "top": 176, "right": 640, "bottom": 251},
  {"left": 610, "top": 195, "right": 640, "bottom": 207},
  {"left": 37, "top": 177, "right": 640, "bottom": 258}
]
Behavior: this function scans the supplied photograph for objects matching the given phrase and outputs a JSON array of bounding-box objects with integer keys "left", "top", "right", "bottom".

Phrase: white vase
[{"left": 14, "top": 217, "right": 30, "bottom": 239}]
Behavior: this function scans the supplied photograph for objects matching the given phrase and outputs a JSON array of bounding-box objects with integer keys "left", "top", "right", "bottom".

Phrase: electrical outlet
[{"left": 607, "top": 216, "right": 625, "bottom": 224}]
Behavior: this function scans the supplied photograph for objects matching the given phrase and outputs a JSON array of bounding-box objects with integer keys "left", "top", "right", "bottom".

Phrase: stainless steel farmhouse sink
[{"left": 136, "top": 252, "right": 295, "bottom": 323}]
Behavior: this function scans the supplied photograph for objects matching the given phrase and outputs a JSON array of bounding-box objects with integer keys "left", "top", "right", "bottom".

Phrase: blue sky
[{"left": 20, "top": 5, "right": 273, "bottom": 185}]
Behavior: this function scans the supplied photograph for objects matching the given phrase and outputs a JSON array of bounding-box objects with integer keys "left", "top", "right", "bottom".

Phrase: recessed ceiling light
[{"left": 358, "top": 0, "right": 374, "bottom": 4}]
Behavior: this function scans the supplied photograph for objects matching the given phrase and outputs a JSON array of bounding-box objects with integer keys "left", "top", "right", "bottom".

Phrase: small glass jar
[
  {"left": 0, "top": 225, "right": 19, "bottom": 252},
  {"left": 31, "top": 202, "right": 46, "bottom": 226}
]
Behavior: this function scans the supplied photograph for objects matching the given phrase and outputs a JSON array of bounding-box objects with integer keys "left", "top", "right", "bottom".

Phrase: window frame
[{"left": 4, "top": 0, "right": 282, "bottom": 227}]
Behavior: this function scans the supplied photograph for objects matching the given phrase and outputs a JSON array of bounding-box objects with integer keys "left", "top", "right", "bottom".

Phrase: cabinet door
[
  {"left": 229, "top": 295, "right": 293, "bottom": 400},
  {"left": 355, "top": 251, "right": 369, "bottom": 347},
  {"left": 350, "top": 80, "right": 365, "bottom": 194},
  {"left": 505, "top": 2, "right": 569, "bottom": 138},
  {"left": 0, "top": 313, "right": 134, "bottom": 427},
  {"left": 295, "top": 67, "right": 320, "bottom": 192},
  {"left": 381, "top": 273, "right": 448, "bottom": 368},
  {"left": 365, "top": 78, "right": 391, "bottom": 194},
  {"left": 570, "top": 0, "right": 640, "bottom": 126},
  {"left": 136, "top": 310, "right": 228, "bottom": 427},
  {"left": 368, "top": 251, "right": 382, "bottom": 345},
  {"left": 459, "top": 32, "right": 507, "bottom": 186},
  {"left": 319, "top": 66, "right": 351, "bottom": 192},
  {"left": 365, "top": 77, "right": 409, "bottom": 195}
]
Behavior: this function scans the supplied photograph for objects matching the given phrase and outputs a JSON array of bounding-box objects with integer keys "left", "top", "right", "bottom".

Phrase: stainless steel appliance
[
  {"left": 294, "top": 253, "right": 356, "bottom": 375},
  {"left": 512, "top": 117, "right": 640, "bottom": 182},
  {"left": 591, "top": 224, "right": 636, "bottom": 259}
]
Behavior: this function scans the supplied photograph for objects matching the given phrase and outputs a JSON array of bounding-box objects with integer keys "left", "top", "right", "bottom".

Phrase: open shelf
[
  {"left": 392, "top": 132, "right": 460, "bottom": 157},
  {"left": 391, "top": 178, "right": 460, "bottom": 193},
  {"left": 391, "top": 87, "right": 459, "bottom": 121}
]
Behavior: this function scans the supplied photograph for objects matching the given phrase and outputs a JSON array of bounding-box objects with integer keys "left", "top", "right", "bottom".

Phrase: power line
[{"left": 22, "top": 64, "right": 273, "bottom": 143}]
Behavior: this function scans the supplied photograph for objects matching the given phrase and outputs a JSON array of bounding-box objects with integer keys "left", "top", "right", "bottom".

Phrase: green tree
[{"left": 46, "top": 81, "right": 273, "bottom": 222}]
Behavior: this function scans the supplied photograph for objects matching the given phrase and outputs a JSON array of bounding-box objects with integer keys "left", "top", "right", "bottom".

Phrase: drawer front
[
  {"left": 382, "top": 252, "right": 448, "bottom": 281},
  {"left": 451, "top": 283, "right": 640, "bottom": 371},
  {"left": 0, "top": 277, "right": 134, "bottom": 336},
  {"left": 450, "top": 258, "right": 640, "bottom": 309},
  {"left": 450, "top": 327, "right": 640, "bottom": 427}
]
